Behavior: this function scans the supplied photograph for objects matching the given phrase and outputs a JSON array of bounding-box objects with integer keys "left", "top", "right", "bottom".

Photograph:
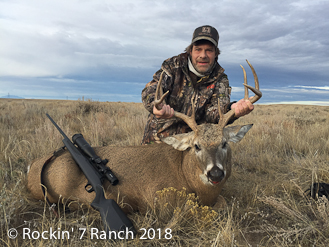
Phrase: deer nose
[{"left": 207, "top": 166, "right": 225, "bottom": 183}]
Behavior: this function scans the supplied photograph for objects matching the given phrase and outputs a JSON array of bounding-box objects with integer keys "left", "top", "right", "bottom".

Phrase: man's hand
[
  {"left": 231, "top": 97, "right": 254, "bottom": 118},
  {"left": 153, "top": 104, "right": 174, "bottom": 119}
]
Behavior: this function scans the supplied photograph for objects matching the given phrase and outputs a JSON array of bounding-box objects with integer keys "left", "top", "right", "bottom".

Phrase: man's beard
[{"left": 188, "top": 56, "right": 215, "bottom": 77}]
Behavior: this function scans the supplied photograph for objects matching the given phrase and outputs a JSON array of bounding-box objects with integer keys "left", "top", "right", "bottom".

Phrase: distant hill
[{"left": 1, "top": 95, "right": 25, "bottom": 99}]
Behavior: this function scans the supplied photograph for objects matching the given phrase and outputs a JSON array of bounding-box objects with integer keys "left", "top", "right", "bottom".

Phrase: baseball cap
[{"left": 191, "top": 25, "right": 219, "bottom": 47}]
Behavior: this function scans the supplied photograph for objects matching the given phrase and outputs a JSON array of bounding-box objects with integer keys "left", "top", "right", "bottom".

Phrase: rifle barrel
[{"left": 46, "top": 113, "right": 70, "bottom": 140}]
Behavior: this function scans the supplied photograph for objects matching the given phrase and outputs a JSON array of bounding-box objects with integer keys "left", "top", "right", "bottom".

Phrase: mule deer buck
[{"left": 27, "top": 60, "right": 262, "bottom": 213}]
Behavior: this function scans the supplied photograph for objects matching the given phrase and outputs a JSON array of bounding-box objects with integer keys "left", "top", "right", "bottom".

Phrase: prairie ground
[{"left": 0, "top": 98, "right": 328, "bottom": 246}]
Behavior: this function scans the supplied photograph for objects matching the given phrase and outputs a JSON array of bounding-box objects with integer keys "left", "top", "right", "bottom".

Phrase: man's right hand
[{"left": 153, "top": 104, "right": 174, "bottom": 119}]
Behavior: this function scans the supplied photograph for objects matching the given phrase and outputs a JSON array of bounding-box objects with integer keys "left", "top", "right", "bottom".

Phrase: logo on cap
[{"left": 202, "top": 27, "right": 211, "bottom": 34}]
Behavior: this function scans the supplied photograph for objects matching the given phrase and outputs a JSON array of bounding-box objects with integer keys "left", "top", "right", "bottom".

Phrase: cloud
[
  {"left": 293, "top": 86, "right": 329, "bottom": 91},
  {"left": 0, "top": 0, "right": 328, "bottom": 104},
  {"left": 261, "top": 101, "right": 329, "bottom": 106}
]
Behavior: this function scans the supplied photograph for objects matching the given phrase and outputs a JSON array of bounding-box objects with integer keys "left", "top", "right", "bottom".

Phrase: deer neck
[{"left": 181, "top": 151, "right": 204, "bottom": 192}]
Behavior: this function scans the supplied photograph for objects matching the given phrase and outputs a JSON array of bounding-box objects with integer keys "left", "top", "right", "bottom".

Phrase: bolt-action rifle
[{"left": 46, "top": 113, "right": 136, "bottom": 235}]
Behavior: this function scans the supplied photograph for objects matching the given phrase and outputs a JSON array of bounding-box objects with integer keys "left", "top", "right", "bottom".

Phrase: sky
[{"left": 1, "top": 0, "right": 328, "bottom": 105}]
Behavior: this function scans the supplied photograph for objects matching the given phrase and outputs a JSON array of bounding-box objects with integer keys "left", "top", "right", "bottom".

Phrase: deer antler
[
  {"left": 241, "top": 60, "right": 262, "bottom": 104},
  {"left": 154, "top": 71, "right": 198, "bottom": 132},
  {"left": 173, "top": 93, "right": 198, "bottom": 132},
  {"left": 154, "top": 71, "right": 169, "bottom": 110},
  {"left": 218, "top": 59, "right": 262, "bottom": 129}
]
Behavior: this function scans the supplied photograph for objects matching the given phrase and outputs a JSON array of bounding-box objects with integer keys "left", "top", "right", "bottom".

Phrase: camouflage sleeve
[
  {"left": 204, "top": 74, "right": 237, "bottom": 124},
  {"left": 141, "top": 67, "right": 172, "bottom": 114}
]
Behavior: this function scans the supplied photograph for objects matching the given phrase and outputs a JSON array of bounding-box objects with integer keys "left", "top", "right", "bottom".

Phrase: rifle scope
[{"left": 72, "top": 133, "right": 119, "bottom": 186}]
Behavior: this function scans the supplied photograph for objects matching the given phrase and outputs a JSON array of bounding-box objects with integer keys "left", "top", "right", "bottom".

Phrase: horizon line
[{"left": 1, "top": 96, "right": 329, "bottom": 106}]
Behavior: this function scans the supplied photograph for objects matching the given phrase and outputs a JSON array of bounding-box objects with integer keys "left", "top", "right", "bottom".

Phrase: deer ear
[
  {"left": 224, "top": 124, "right": 253, "bottom": 143},
  {"left": 161, "top": 132, "right": 195, "bottom": 151}
]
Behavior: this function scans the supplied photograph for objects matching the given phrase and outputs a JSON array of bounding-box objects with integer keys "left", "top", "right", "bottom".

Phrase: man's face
[{"left": 190, "top": 42, "right": 216, "bottom": 74}]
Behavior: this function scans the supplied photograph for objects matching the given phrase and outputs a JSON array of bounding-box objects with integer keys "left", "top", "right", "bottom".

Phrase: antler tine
[
  {"left": 218, "top": 60, "right": 262, "bottom": 129},
  {"left": 174, "top": 93, "right": 198, "bottom": 132},
  {"left": 154, "top": 71, "right": 169, "bottom": 110},
  {"left": 241, "top": 59, "right": 262, "bottom": 104},
  {"left": 217, "top": 99, "right": 235, "bottom": 129},
  {"left": 240, "top": 64, "right": 249, "bottom": 100}
]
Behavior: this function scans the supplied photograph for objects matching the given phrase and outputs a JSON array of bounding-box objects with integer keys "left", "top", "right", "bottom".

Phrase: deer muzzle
[{"left": 207, "top": 166, "right": 225, "bottom": 184}]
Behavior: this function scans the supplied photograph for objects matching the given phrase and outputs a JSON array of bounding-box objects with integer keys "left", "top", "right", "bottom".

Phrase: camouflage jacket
[{"left": 141, "top": 52, "right": 236, "bottom": 144}]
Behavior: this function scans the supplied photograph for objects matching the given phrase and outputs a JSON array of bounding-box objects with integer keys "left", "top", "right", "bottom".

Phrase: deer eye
[
  {"left": 194, "top": 144, "right": 201, "bottom": 152},
  {"left": 222, "top": 141, "right": 228, "bottom": 149}
]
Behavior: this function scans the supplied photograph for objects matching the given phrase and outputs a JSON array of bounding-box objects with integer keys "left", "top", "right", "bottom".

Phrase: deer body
[
  {"left": 27, "top": 60, "right": 261, "bottom": 213},
  {"left": 28, "top": 123, "right": 251, "bottom": 213},
  {"left": 29, "top": 144, "right": 188, "bottom": 212}
]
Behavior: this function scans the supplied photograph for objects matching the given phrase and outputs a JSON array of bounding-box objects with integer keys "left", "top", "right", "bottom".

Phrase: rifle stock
[
  {"left": 46, "top": 113, "right": 136, "bottom": 236},
  {"left": 91, "top": 185, "right": 135, "bottom": 233}
]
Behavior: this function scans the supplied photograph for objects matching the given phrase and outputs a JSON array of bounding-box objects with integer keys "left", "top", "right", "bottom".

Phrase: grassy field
[{"left": 0, "top": 98, "right": 328, "bottom": 246}]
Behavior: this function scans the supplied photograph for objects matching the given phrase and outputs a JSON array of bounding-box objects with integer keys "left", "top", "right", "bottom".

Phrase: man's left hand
[{"left": 231, "top": 98, "right": 254, "bottom": 118}]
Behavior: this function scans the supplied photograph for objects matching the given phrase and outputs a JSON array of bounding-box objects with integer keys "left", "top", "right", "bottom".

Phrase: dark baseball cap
[{"left": 191, "top": 25, "right": 219, "bottom": 47}]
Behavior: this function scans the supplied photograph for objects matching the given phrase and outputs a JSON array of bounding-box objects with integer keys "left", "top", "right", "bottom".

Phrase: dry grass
[{"left": 0, "top": 98, "right": 328, "bottom": 246}]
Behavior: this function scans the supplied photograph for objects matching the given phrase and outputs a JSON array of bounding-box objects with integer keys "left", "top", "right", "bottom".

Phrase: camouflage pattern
[{"left": 141, "top": 52, "right": 236, "bottom": 145}]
